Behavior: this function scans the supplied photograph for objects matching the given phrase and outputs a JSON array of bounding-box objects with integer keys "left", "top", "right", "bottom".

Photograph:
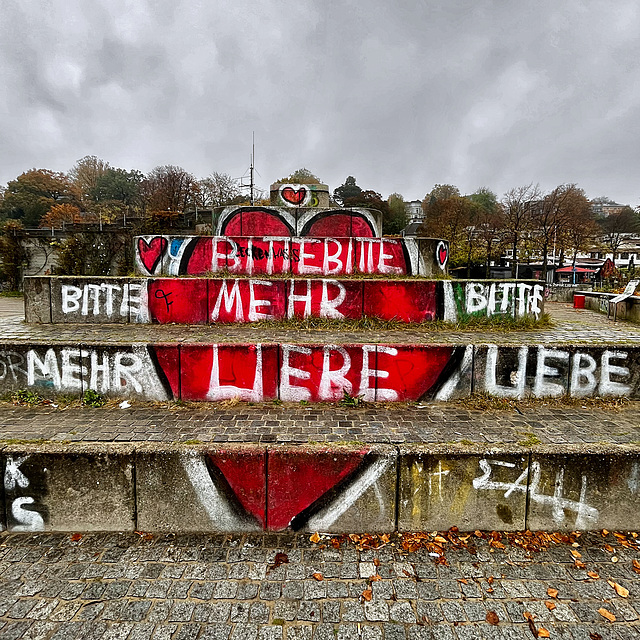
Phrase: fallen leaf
[
  {"left": 607, "top": 580, "right": 629, "bottom": 598},
  {"left": 570, "top": 549, "right": 582, "bottom": 559},
  {"left": 598, "top": 608, "right": 616, "bottom": 622},
  {"left": 310, "top": 533, "right": 320, "bottom": 544},
  {"left": 373, "top": 558, "right": 380, "bottom": 567},
  {"left": 369, "top": 574, "right": 382, "bottom": 582},
  {"left": 487, "top": 576, "right": 494, "bottom": 585},
  {"left": 574, "top": 560, "right": 586, "bottom": 569},
  {"left": 590, "top": 633, "right": 603, "bottom": 640},
  {"left": 545, "top": 601, "right": 556, "bottom": 611},
  {"left": 486, "top": 610, "right": 500, "bottom": 625},
  {"left": 538, "top": 629, "right": 550, "bottom": 638},
  {"left": 633, "top": 559, "right": 640, "bottom": 574},
  {"left": 523, "top": 612, "right": 534, "bottom": 621},
  {"left": 457, "top": 578, "right": 468, "bottom": 584},
  {"left": 547, "top": 587, "right": 558, "bottom": 598},
  {"left": 362, "top": 588, "right": 372, "bottom": 601},
  {"left": 70, "top": 533, "right": 82, "bottom": 542},
  {"left": 604, "top": 544, "right": 614, "bottom": 553},
  {"left": 602, "top": 529, "right": 609, "bottom": 536},
  {"left": 312, "top": 572, "right": 323, "bottom": 581},
  {"left": 272, "top": 552, "right": 289, "bottom": 569},
  {"left": 587, "top": 571, "right": 600, "bottom": 579}
]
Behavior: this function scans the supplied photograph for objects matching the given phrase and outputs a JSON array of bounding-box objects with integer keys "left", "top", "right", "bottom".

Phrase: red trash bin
[{"left": 573, "top": 294, "right": 585, "bottom": 309}]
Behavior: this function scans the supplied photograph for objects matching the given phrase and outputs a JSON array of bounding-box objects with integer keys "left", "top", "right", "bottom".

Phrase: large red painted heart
[
  {"left": 138, "top": 237, "right": 167, "bottom": 273},
  {"left": 208, "top": 449, "right": 366, "bottom": 530},
  {"left": 281, "top": 186, "right": 307, "bottom": 205},
  {"left": 438, "top": 243, "right": 448, "bottom": 266}
]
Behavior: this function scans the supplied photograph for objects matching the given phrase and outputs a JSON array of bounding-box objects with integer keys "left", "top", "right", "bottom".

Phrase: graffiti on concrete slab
[
  {"left": 182, "top": 449, "right": 391, "bottom": 531},
  {"left": 134, "top": 236, "right": 424, "bottom": 277},
  {"left": 478, "top": 345, "right": 637, "bottom": 399},
  {"left": 216, "top": 206, "right": 380, "bottom": 237},
  {"left": 60, "top": 282, "right": 146, "bottom": 321},
  {"left": 4, "top": 455, "right": 45, "bottom": 532},
  {"left": 443, "top": 281, "right": 545, "bottom": 321},
  {"left": 473, "top": 458, "right": 599, "bottom": 529}
]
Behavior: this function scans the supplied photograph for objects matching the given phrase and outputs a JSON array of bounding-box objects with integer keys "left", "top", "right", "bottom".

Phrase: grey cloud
[{"left": 0, "top": 0, "right": 639, "bottom": 205}]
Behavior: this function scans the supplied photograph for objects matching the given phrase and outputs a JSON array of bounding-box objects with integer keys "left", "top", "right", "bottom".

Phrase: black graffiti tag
[{"left": 154, "top": 289, "right": 174, "bottom": 313}]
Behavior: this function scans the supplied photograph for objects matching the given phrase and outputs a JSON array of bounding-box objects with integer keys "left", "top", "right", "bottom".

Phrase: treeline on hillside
[{"left": 0, "top": 157, "right": 638, "bottom": 282}]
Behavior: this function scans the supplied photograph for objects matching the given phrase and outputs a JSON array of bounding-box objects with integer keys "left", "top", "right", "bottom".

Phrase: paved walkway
[
  {"left": 0, "top": 402, "right": 639, "bottom": 447},
  {"left": 0, "top": 530, "right": 638, "bottom": 639},
  {"left": 3, "top": 301, "right": 640, "bottom": 344}
]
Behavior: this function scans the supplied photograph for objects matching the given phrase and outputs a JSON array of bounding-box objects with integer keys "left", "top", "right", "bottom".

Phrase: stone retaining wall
[
  {"left": 3, "top": 443, "right": 640, "bottom": 533},
  {"left": 1, "top": 342, "right": 637, "bottom": 402},
  {"left": 24, "top": 276, "right": 545, "bottom": 324},
  {"left": 583, "top": 290, "right": 640, "bottom": 323}
]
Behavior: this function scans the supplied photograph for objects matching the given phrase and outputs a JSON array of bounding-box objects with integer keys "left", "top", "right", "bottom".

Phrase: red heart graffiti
[
  {"left": 281, "top": 186, "right": 307, "bottom": 205},
  {"left": 438, "top": 243, "right": 448, "bottom": 266},
  {"left": 138, "top": 237, "right": 167, "bottom": 273}
]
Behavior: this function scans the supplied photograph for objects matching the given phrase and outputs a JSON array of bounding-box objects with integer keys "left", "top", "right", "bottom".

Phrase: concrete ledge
[
  {"left": 2, "top": 442, "right": 640, "bottom": 533},
  {"left": 24, "top": 276, "right": 545, "bottom": 325},
  {"left": 2, "top": 341, "right": 638, "bottom": 402},
  {"left": 3, "top": 443, "right": 135, "bottom": 532},
  {"left": 583, "top": 290, "right": 640, "bottom": 323}
]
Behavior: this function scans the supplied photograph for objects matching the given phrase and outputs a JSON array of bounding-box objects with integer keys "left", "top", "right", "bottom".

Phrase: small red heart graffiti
[
  {"left": 281, "top": 186, "right": 307, "bottom": 205},
  {"left": 138, "top": 237, "right": 167, "bottom": 273},
  {"left": 437, "top": 243, "right": 448, "bottom": 267}
]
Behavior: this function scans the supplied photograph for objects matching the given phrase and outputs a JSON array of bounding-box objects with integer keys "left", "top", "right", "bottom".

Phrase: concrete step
[
  {"left": 134, "top": 234, "right": 447, "bottom": 277},
  {"left": 25, "top": 276, "right": 545, "bottom": 325},
  {"left": 2, "top": 427, "right": 640, "bottom": 534}
]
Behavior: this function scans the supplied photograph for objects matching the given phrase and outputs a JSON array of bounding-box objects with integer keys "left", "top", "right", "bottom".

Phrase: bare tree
[
  {"left": 142, "top": 166, "right": 197, "bottom": 215},
  {"left": 501, "top": 184, "right": 540, "bottom": 277},
  {"left": 197, "top": 172, "right": 240, "bottom": 209}
]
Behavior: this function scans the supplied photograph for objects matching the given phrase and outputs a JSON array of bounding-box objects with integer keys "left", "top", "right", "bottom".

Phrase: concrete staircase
[{"left": 1, "top": 191, "right": 639, "bottom": 535}]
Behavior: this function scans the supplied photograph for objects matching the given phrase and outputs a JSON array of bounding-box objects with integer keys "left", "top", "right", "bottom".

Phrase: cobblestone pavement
[
  {"left": 3, "top": 302, "right": 640, "bottom": 344},
  {"left": 0, "top": 531, "right": 638, "bottom": 639},
  {"left": 0, "top": 402, "right": 639, "bottom": 446}
]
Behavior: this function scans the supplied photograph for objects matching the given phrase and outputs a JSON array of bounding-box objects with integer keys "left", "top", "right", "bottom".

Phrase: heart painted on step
[
  {"left": 281, "top": 186, "right": 307, "bottom": 206},
  {"left": 436, "top": 241, "right": 448, "bottom": 269},
  {"left": 138, "top": 237, "right": 167, "bottom": 273}
]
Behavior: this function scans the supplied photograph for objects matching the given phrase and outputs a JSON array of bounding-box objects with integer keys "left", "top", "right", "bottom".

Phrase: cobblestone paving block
[{"left": 398, "top": 451, "right": 529, "bottom": 531}]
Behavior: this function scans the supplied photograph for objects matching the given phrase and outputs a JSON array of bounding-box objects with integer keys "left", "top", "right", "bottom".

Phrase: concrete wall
[
  {"left": 26, "top": 277, "right": 543, "bottom": 324},
  {"left": 583, "top": 290, "right": 640, "bottom": 323},
  {"left": 269, "top": 183, "right": 330, "bottom": 208},
  {"left": 215, "top": 206, "right": 383, "bottom": 237},
  {"left": 3, "top": 443, "right": 640, "bottom": 533},
  {"left": 133, "top": 235, "right": 448, "bottom": 277},
  {"left": 1, "top": 342, "right": 638, "bottom": 402}
]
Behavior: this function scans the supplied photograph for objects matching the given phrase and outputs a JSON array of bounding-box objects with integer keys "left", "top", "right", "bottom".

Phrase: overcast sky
[{"left": 1, "top": 0, "right": 639, "bottom": 205}]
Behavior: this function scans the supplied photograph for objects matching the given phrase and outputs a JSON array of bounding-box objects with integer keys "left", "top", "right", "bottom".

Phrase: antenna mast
[{"left": 250, "top": 132, "right": 255, "bottom": 205}]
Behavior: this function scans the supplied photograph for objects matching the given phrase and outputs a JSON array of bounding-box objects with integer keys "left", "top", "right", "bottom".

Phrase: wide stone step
[
  {"left": 2, "top": 438, "right": 640, "bottom": 533},
  {"left": 1, "top": 340, "right": 638, "bottom": 402},
  {"left": 25, "top": 276, "right": 545, "bottom": 325}
]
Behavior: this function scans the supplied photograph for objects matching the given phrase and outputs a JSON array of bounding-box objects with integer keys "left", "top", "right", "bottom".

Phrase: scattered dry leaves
[
  {"left": 598, "top": 607, "right": 616, "bottom": 622},
  {"left": 486, "top": 610, "right": 500, "bottom": 625},
  {"left": 607, "top": 580, "right": 629, "bottom": 598}
]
